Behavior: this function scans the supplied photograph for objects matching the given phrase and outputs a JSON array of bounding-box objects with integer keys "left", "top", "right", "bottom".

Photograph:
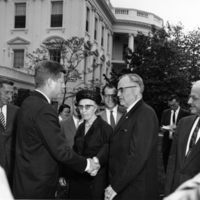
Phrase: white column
[{"left": 128, "top": 33, "right": 134, "bottom": 52}]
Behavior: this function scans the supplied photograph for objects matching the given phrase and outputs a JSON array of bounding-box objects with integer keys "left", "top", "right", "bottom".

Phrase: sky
[{"left": 110, "top": 0, "right": 200, "bottom": 32}]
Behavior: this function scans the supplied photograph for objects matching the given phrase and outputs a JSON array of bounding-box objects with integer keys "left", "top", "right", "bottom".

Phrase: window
[
  {"left": 49, "top": 49, "right": 61, "bottom": 63},
  {"left": 15, "top": 3, "right": 26, "bottom": 28},
  {"left": 51, "top": 1, "right": 63, "bottom": 27},
  {"left": 92, "top": 59, "right": 96, "bottom": 80},
  {"left": 94, "top": 17, "right": 98, "bottom": 40},
  {"left": 13, "top": 50, "right": 24, "bottom": 68},
  {"left": 86, "top": 7, "right": 90, "bottom": 32},
  {"left": 101, "top": 26, "right": 104, "bottom": 47},
  {"left": 107, "top": 33, "right": 110, "bottom": 52}
]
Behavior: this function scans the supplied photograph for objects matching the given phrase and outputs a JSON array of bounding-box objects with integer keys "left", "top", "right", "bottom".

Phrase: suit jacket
[
  {"left": 99, "top": 105, "right": 125, "bottom": 126},
  {"left": 164, "top": 115, "right": 200, "bottom": 196},
  {"left": 60, "top": 116, "right": 76, "bottom": 148},
  {"left": 69, "top": 116, "right": 113, "bottom": 199},
  {"left": 109, "top": 99, "right": 159, "bottom": 200},
  {"left": 161, "top": 108, "right": 190, "bottom": 153},
  {"left": 12, "top": 91, "right": 87, "bottom": 199},
  {"left": 0, "top": 104, "right": 19, "bottom": 187}
]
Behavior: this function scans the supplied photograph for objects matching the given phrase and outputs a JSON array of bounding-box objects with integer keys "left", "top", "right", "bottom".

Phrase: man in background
[
  {"left": 99, "top": 83, "right": 125, "bottom": 129},
  {"left": 161, "top": 94, "right": 190, "bottom": 172},
  {"left": 0, "top": 79, "right": 19, "bottom": 189},
  {"left": 165, "top": 81, "right": 200, "bottom": 196}
]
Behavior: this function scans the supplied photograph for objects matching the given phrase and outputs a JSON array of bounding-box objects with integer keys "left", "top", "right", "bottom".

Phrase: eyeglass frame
[
  {"left": 77, "top": 104, "right": 95, "bottom": 111},
  {"left": 116, "top": 86, "right": 137, "bottom": 94}
]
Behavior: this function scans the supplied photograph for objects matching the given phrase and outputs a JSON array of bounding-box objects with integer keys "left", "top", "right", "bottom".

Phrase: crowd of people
[{"left": 1, "top": 60, "right": 200, "bottom": 200}]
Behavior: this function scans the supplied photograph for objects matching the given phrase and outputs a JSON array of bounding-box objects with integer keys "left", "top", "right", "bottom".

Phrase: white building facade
[{"left": 0, "top": 0, "right": 163, "bottom": 103}]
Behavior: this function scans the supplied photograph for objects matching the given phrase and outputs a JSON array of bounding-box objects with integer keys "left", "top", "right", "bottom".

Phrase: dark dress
[{"left": 69, "top": 116, "right": 113, "bottom": 200}]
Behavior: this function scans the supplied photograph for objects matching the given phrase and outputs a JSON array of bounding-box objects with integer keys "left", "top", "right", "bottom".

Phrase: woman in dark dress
[{"left": 69, "top": 90, "right": 113, "bottom": 200}]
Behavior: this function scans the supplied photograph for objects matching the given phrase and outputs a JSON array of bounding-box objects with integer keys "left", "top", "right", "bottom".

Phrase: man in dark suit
[
  {"left": 161, "top": 94, "right": 190, "bottom": 172},
  {"left": 12, "top": 60, "right": 99, "bottom": 199},
  {"left": 0, "top": 79, "right": 19, "bottom": 189},
  {"left": 165, "top": 81, "right": 200, "bottom": 196},
  {"left": 105, "top": 74, "right": 159, "bottom": 200},
  {"left": 99, "top": 83, "right": 125, "bottom": 129}
]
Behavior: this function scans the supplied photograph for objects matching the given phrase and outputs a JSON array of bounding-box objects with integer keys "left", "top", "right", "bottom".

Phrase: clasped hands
[{"left": 87, "top": 156, "right": 100, "bottom": 176}]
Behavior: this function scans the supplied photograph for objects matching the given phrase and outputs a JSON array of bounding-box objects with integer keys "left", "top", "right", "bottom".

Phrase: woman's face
[
  {"left": 78, "top": 99, "right": 97, "bottom": 121},
  {"left": 61, "top": 107, "right": 70, "bottom": 119}
]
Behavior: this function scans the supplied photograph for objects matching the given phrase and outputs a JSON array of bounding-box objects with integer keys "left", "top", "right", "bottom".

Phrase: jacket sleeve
[
  {"left": 35, "top": 104, "right": 87, "bottom": 173},
  {"left": 164, "top": 119, "right": 181, "bottom": 196},
  {"left": 96, "top": 123, "right": 113, "bottom": 168}
]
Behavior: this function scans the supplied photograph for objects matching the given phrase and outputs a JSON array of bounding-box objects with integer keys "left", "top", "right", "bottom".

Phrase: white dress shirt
[{"left": 105, "top": 105, "right": 118, "bottom": 125}]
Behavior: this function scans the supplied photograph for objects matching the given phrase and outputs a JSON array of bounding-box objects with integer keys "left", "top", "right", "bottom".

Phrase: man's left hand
[{"left": 104, "top": 185, "right": 117, "bottom": 200}]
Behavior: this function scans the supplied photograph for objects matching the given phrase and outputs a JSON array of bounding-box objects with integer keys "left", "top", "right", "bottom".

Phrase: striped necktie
[{"left": 0, "top": 107, "right": 6, "bottom": 132}]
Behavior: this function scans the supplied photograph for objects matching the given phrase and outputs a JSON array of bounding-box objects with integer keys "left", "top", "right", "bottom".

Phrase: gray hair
[{"left": 119, "top": 73, "right": 144, "bottom": 93}]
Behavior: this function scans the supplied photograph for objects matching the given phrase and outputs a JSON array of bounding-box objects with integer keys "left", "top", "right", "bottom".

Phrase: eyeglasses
[
  {"left": 117, "top": 86, "right": 137, "bottom": 93},
  {"left": 104, "top": 94, "right": 117, "bottom": 99},
  {"left": 189, "top": 95, "right": 200, "bottom": 102},
  {"left": 77, "top": 105, "right": 94, "bottom": 110}
]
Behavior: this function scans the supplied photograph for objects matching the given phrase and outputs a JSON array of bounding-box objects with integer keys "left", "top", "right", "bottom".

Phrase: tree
[
  {"left": 107, "top": 24, "right": 200, "bottom": 119},
  {"left": 26, "top": 37, "right": 101, "bottom": 103}
]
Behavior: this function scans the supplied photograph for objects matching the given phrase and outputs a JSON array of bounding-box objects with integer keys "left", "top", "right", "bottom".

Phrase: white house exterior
[{"left": 0, "top": 0, "right": 163, "bottom": 104}]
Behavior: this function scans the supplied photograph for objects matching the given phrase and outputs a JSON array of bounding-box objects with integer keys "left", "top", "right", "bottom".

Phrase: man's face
[
  {"left": 0, "top": 83, "right": 14, "bottom": 106},
  {"left": 188, "top": 85, "right": 200, "bottom": 115},
  {"left": 72, "top": 97, "right": 81, "bottom": 119},
  {"left": 117, "top": 76, "right": 138, "bottom": 108},
  {"left": 168, "top": 99, "right": 179, "bottom": 111},
  {"left": 51, "top": 73, "right": 65, "bottom": 99},
  {"left": 103, "top": 87, "right": 117, "bottom": 110}
]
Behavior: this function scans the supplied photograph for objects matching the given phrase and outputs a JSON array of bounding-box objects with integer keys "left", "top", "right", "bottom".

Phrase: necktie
[
  {"left": 110, "top": 110, "right": 115, "bottom": 129},
  {"left": 172, "top": 110, "right": 176, "bottom": 124},
  {"left": 186, "top": 119, "right": 200, "bottom": 158},
  {"left": 0, "top": 107, "right": 6, "bottom": 132}
]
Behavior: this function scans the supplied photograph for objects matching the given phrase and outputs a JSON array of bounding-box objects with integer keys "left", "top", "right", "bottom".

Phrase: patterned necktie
[
  {"left": 110, "top": 110, "right": 115, "bottom": 129},
  {"left": 0, "top": 107, "right": 6, "bottom": 132},
  {"left": 186, "top": 118, "right": 200, "bottom": 158}
]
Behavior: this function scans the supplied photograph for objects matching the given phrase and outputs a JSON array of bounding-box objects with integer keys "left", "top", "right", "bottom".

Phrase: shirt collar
[
  {"left": 106, "top": 105, "right": 118, "bottom": 113},
  {"left": 35, "top": 89, "right": 51, "bottom": 104},
  {"left": 126, "top": 98, "right": 141, "bottom": 113}
]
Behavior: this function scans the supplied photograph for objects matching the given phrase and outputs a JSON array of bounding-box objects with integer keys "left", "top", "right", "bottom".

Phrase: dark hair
[
  {"left": 168, "top": 94, "right": 180, "bottom": 102},
  {"left": 0, "top": 78, "right": 14, "bottom": 88},
  {"left": 58, "top": 104, "right": 71, "bottom": 114},
  {"left": 102, "top": 83, "right": 116, "bottom": 95},
  {"left": 34, "top": 60, "right": 66, "bottom": 88}
]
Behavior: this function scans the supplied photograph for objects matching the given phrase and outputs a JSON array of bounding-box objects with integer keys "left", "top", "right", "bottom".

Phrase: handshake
[{"left": 87, "top": 157, "right": 100, "bottom": 176}]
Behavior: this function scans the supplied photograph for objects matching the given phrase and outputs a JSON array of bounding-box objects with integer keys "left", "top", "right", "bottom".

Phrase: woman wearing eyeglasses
[{"left": 68, "top": 89, "right": 113, "bottom": 200}]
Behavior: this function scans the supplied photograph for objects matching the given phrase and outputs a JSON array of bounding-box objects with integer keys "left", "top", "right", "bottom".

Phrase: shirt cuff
[{"left": 85, "top": 159, "right": 90, "bottom": 171}]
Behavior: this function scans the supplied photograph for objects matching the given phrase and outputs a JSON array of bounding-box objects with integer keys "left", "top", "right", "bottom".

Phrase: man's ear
[{"left": 47, "top": 78, "right": 52, "bottom": 88}]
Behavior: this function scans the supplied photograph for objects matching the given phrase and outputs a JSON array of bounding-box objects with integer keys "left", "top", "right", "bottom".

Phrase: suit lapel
[
  {"left": 177, "top": 108, "right": 183, "bottom": 124},
  {"left": 114, "top": 100, "right": 143, "bottom": 132},
  {"left": 182, "top": 115, "right": 199, "bottom": 168},
  {"left": 116, "top": 107, "right": 123, "bottom": 124}
]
